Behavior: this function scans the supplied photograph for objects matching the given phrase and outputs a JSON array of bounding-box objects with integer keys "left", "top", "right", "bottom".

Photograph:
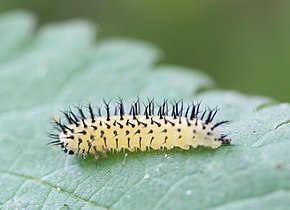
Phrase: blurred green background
[{"left": 1, "top": 0, "right": 289, "bottom": 101}]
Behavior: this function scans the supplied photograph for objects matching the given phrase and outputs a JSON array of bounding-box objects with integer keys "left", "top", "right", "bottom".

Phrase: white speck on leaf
[
  {"left": 144, "top": 174, "right": 150, "bottom": 179},
  {"left": 186, "top": 190, "right": 192, "bottom": 196}
]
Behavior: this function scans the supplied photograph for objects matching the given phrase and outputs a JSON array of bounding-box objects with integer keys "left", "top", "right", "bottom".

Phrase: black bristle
[
  {"left": 165, "top": 118, "right": 175, "bottom": 126},
  {"left": 61, "top": 110, "right": 73, "bottom": 125},
  {"left": 87, "top": 140, "right": 92, "bottom": 153},
  {"left": 68, "top": 113, "right": 78, "bottom": 126},
  {"left": 151, "top": 118, "right": 161, "bottom": 127},
  {"left": 205, "top": 109, "right": 213, "bottom": 124},
  {"left": 161, "top": 99, "right": 167, "bottom": 116},
  {"left": 134, "top": 101, "right": 137, "bottom": 115},
  {"left": 54, "top": 142, "right": 64, "bottom": 146},
  {"left": 96, "top": 105, "right": 101, "bottom": 116},
  {"left": 69, "top": 108, "right": 79, "bottom": 126},
  {"left": 81, "top": 118, "right": 87, "bottom": 128},
  {"left": 77, "top": 106, "right": 86, "bottom": 120},
  {"left": 171, "top": 104, "right": 177, "bottom": 119},
  {"left": 174, "top": 100, "right": 179, "bottom": 117},
  {"left": 158, "top": 105, "right": 163, "bottom": 119},
  {"left": 212, "top": 120, "right": 229, "bottom": 130},
  {"left": 185, "top": 104, "right": 191, "bottom": 118},
  {"left": 63, "top": 143, "right": 68, "bottom": 151},
  {"left": 147, "top": 98, "right": 154, "bottom": 115},
  {"left": 103, "top": 99, "right": 111, "bottom": 121},
  {"left": 118, "top": 98, "right": 125, "bottom": 120},
  {"left": 129, "top": 105, "right": 132, "bottom": 115},
  {"left": 165, "top": 101, "right": 169, "bottom": 116},
  {"left": 131, "top": 104, "right": 137, "bottom": 120},
  {"left": 205, "top": 107, "right": 219, "bottom": 124},
  {"left": 179, "top": 115, "right": 182, "bottom": 124},
  {"left": 196, "top": 101, "right": 202, "bottom": 117},
  {"left": 144, "top": 104, "right": 149, "bottom": 119},
  {"left": 200, "top": 109, "right": 207, "bottom": 120},
  {"left": 137, "top": 97, "right": 141, "bottom": 115},
  {"left": 152, "top": 100, "right": 155, "bottom": 115},
  {"left": 133, "top": 98, "right": 140, "bottom": 115},
  {"left": 53, "top": 119, "right": 67, "bottom": 134},
  {"left": 48, "top": 133, "right": 59, "bottom": 140},
  {"left": 180, "top": 100, "right": 184, "bottom": 116},
  {"left": 47, "top": 140, "right": 60, "bottom": 145},
  {"left": 76, "top": 138, "right": 82, "bottom": 157},
  {"left": 210, "top": 108, "right": 219, "bottom": 122},
  {"left": 51, "top": 122, "right": 61, "bottom": 132},
  {"left": 190, "top": 103, "right": 195, "bottom": 120},
  {"left": 87, "top": 103, "right": 95, "bottom": 123},
  {"left": 64, "top": 124, "right": 74, "bottom": 133},
  {"left": 146, "top": 98, "right": 151, "bottom": 115},
  {"left": 186, "top": 118, "right": 191, "bottom": 126}
]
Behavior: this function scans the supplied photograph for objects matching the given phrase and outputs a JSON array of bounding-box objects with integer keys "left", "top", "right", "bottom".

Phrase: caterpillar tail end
[{"left": 221, "top": 138, "right": 231, "bottom": 145}]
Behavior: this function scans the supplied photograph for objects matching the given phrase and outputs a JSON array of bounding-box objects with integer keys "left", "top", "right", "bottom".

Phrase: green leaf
[{"left": 0, "top": 11, "right": 289, "bottom": 210}]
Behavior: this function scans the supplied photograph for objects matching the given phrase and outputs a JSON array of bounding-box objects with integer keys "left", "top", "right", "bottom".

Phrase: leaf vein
[{"left": 0, "top": 169, "right": 109, "bottom": 210}]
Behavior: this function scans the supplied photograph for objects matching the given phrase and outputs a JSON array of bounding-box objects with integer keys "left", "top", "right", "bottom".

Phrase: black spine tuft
[
  {"left": 103, "top": 99, "right": 111, "bottom": 121},
  {"left": 76, "top": 106, "right": 86, "bottom": 120},
  {"left": 68, "top": 108, "right": 79, "bottom": 127},
  {"left": 147, "top": 98, "right": 154, "bottom": 115},
  {"left": 87, "top": 103, "right": 95, "bottom": 123},
  {"left": 118, "top": 97, "right": 125, "bottom": 120}
]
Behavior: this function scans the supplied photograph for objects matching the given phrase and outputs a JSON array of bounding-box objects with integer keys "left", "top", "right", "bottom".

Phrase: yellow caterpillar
[{"left": 49, "top": 99, "right": 230, "bottom": 160}]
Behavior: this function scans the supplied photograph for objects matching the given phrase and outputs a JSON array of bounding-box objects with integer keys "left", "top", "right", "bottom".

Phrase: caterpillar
[{"left": 49, "top": 98, "right": 231, "bottom": 160}]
